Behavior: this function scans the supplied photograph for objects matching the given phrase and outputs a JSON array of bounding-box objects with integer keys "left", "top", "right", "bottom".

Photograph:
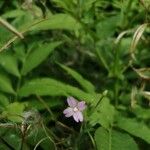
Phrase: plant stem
[{"left": 36, "top": 95, "right": 55, "bottom": 121}]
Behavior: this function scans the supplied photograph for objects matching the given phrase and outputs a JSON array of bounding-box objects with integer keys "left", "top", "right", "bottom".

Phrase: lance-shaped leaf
[
  {"left": 0, "top": 52, "right": 20, "bottom": 77},
  {"left": 18, "top": 78, "right": 97, "bottom": 103},
  {"left": 0, "top": 17, "right": 23, "bottom": 39},
  {"left": 58, "top": 63, "right": 95, "bottom": 93},
  {"left": 0, "top": 74, "right": 15, "bottom": 94},
  {"left": 21, "top": 42, "right": 61, "bottom": 75},
  {"left": 0, "top": 93, "right": 9, "bottom": 111},
  {"left": 30, "top": 13, "right": 81, "bottom": 31}
]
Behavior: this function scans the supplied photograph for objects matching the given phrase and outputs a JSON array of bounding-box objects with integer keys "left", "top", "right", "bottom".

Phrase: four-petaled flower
[{"left": 63, "top": 97, "right": 86, "bottom": 122}]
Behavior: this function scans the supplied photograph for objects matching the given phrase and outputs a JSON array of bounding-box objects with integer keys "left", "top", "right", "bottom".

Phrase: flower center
[{"left": 73, "top": 107, "right": 78, "bottom": 112}]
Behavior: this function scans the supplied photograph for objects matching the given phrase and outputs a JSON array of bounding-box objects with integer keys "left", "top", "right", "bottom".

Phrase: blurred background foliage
[{"left": 0, "top": 0, "right": 150, "bottom": 150}]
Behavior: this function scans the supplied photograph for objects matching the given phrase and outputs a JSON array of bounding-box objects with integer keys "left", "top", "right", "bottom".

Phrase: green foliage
[
  {"left": 27, "top": 98, "right": 63, "bottom": 110},
  {"left": 58, "top": 63, "right": 95, "bottom": 93},
  {"left": 133, "top": 106, "right": 150, "bottom": 120},
  {"left": 117, "top": 117, "right": 150, "bottom": 144},
  {"left": 0, "top": 73, "right": 15, "bottom": 94},
  {"left": 2, "top": 102, "right": 26, "bottom": 122},
  {"left": 94, "top": 127, "right": 139, "bottom": 150},
  {"left": 2, "top": 128, "right": 24, "bottom": 150},
  {"left": 30, "top": 13, "right": 81, "bottom": 31},
  {"left": 21, "top": 42, "right": 61, "bottom": 75},
  {"left": 27, "top": 128, "right": 55, "bottom": 150},
  {"left": 0, "top": 93, "right": 9, "bottom": 111},
  {"left": 0, "top": 0, "right": 149, "bottom": 149},
  {"left": 18, "top": 78, "right": 96, "bottom": 102},
  {"left": 89, "top": 97, "right": 115, "bottom": 129},
  {"left": 0, "top": 52, "right": 20, "bottom": 77},
  {"left": 96, "top": 15, "right": 120, "bottom": 39}
]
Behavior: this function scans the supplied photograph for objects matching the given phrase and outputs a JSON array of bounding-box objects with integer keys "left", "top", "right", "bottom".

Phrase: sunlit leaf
[
  {"left": 2, "top": 102, "right": 26, "bottom": 122},
  {"left": 30, "top": 13, "right": 81, "bottom": 31}
]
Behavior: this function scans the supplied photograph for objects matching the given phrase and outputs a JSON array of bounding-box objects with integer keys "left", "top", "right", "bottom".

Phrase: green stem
[
  {"left": 36, "top": 95, "right": 55, "bottom": 121},
  {"left": 121, "top": 0, "right": 133, "bottom": 28},
  {"left": 95, "top": 92, "right": 107, "bottom": 109},
  {"left": 95, "top": 48, "right": 109, "bottom": 71},
  {"left": 87, "top": 130, "right": 96, "bottom": 149}
]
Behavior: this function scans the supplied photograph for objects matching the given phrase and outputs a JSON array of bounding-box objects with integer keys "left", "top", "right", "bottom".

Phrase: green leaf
[
  {"left": 0, "top": 93, "right": 9, "bottom": 111},
  {"left": 132, "top": 106, "right": 150, "bottom": 119},
  {"left": 0, "top": 73, "right": 15, "bottom": 94},
  {"left": 0, "top": 52, "right": 20, "bottom": 77},
  {"left": 65, "top": 84, "right": 97, "bottom": 102},
  {"left": 117, "top": 117, "right": 150, "bottom": 144},
  {"left": 0, "top": 130, "right": 23, "bottom": 150},
  {"left": 96, "top": 16, "right": 119, "bottom": 38},
  {"left": 52, "top": 0, "right": 74, "bottom": 10},
  {"left": 21, "top": 42, "right": 61, "bottom": 75},
  {"left": 95, "top": 127, "right": 139, "bottom": 150},
  {"left": 1, "top": 128, "right": 29, "bottom": 150},
  {"left": 0, "top": 16, "right": 23, "bottom": 39},
  {"left": 0, "top": 143, "right": 11, "bottom": 150},
  {"left": 82, "top": 0, "right": 97, "bottom": 11},
  {"left": 27, "top": 127, "right": 55, "bottom": 150},
  {"left": 2, "top": 102, "right": 26, "bottom": 122},
  {"left": 89, "top": 97, "right": 115, "bottom": 129},
  {"left": 18, "top": 78, "right": 96, "bottom": 102},
  {"left": 58, "top": 63, "right": 95, "bottom": 93},
  {"left": 2, "top": 9, "right": 26, "bottom": 18},
  {"left": 30, "top": 13, "right": 81, "bottom": 31},
  {"left": 18, "top": 78, "right": 67, "bottom": 96},
  {"left": 27, "top": 98, "right": 63, "bottom": 110}
]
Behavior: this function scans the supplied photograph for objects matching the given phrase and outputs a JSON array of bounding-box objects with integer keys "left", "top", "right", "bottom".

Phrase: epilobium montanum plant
[{"left": 63, "top": 97, "right": 86, "bottom": 122}]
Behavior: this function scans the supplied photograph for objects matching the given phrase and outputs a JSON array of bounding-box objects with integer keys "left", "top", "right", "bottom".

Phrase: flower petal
[
  {"left": 63, "top": 107, "right": 74, "bottom": 117},
  {"left": 73, "top": 111, "right": 83, "bottom": 122},
  {"left": 67, "top": 97, "right": 77, "bottom": 107},
  {"left": 77, "top": 101, "right": 86, "bottom": 111}
]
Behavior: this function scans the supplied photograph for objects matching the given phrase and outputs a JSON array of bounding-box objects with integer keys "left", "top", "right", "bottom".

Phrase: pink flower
[{"left": 63, "top": 97, "right": 86, "bottom": 122}]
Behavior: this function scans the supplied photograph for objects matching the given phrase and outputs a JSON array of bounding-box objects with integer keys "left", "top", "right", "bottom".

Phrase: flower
[{"left": 63, "top": 97, "right": 86, "bottom": 122}]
